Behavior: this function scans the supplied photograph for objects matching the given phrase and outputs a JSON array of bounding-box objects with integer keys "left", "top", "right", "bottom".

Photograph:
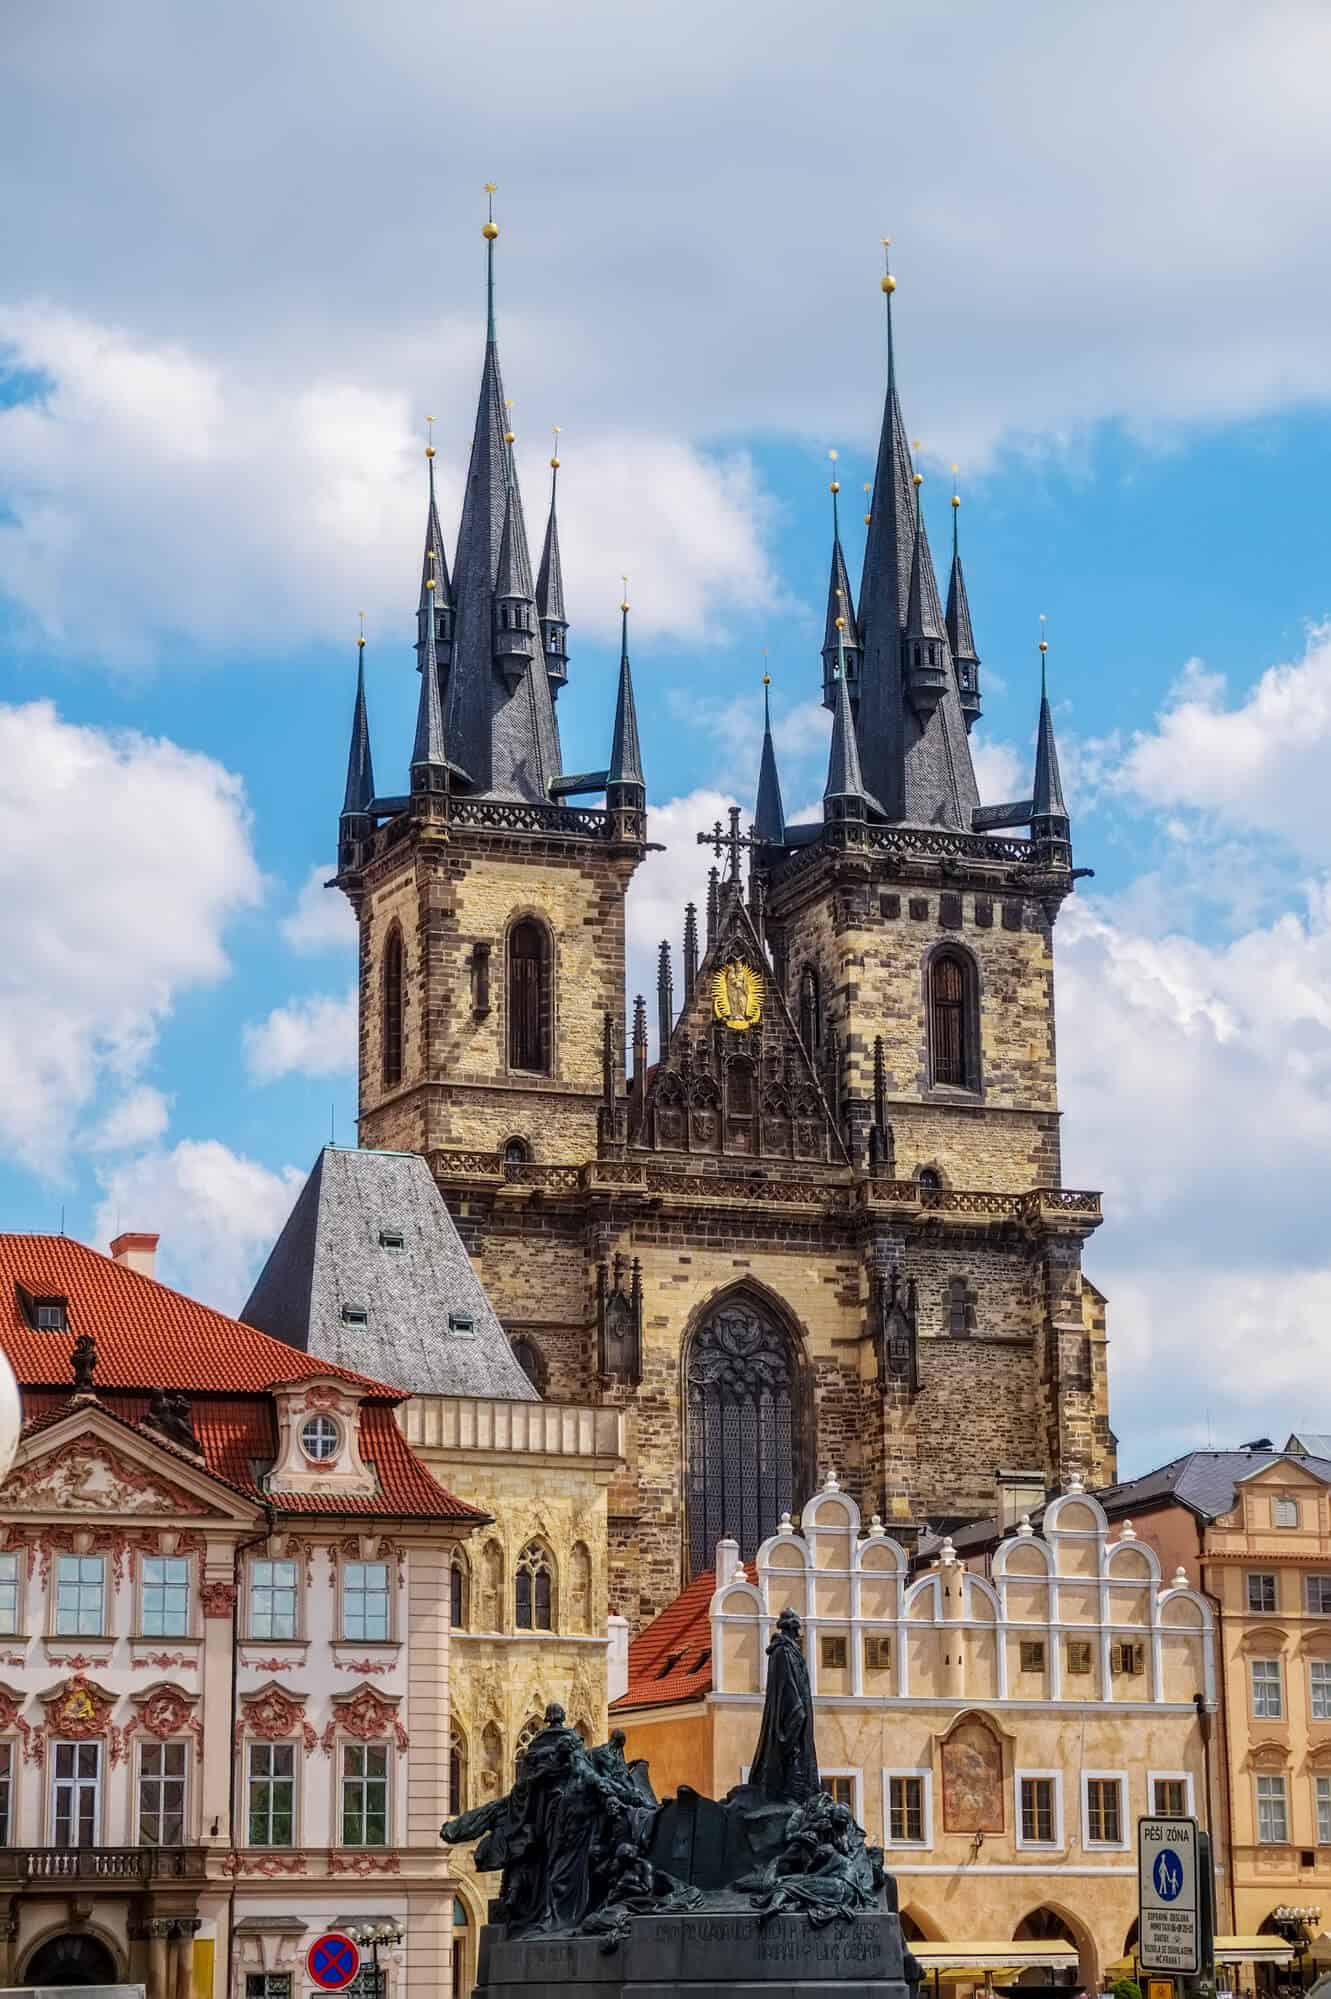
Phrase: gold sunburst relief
[{"left": 712, "top": 959, "right": 763, "bottom": 1032}]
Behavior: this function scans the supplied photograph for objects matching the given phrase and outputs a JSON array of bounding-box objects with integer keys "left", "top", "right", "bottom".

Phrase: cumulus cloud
[
  {"left": 93, "top": 1138, "right": 305, "bottom": 1311},
  {"left": 83, "top": 1086, "right": 172, "bottom": 1154},
  {"left": 0, "top": 700, "right": 260, "bottom": 1174},
  {"left": 244, "top": 989, "right": 358, "bottom": 1083},
  {"left": 281, "top": 864, "right": 356, "bottom": 956}
]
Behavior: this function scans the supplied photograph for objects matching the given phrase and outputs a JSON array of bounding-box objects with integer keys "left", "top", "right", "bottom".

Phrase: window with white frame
[
  {"left": 138, "top": 1740, "right": 187, "bottom": 1844},
  {"left": 1248, "top": 1572, "right": 1277, "bottom": 1613},
  {"left": 341, "top": 1741, "right": 389, "bottom": 1846},
  {"left": 249, "top": 1559, "right": 298, "bottom": 1640},
  {"left": 1256, "top": 1772, "right": 1289, "bottom": 1843},
  {"left": 0, "top": 1552, "right": 20, "bottom": 1634},
  {"left": 885, "top": 1772, "right": 928, "bottom": 1846},
  {"left": 141, "top": 1556, "right": 190, "bottom": 1637},
  {"left": 1151, "top": 1775, "right": 1191, "bottom": 1817},
  {"left": 1084, "top": 1775, "right": 1125, "bottom": 1846},
  {"left": 1251, "top": 1657, "right": 1284, "bottom": 1719},
  {"left": 1312, "top": 1661, "right": 1331, "bottom": 1721},
  {"left": 246, "top": 1741, "right": 295, "bottom": 1846},
  {"left": 1275, "top": 1497, "right": 1300, "bottom": 1529},
  {"left": 0, "top": 1740, "right": 12, "bottom": 1845},
  {"left": 1307, "top": 1575, "right": 1331, "bottom": 1615},
  {"left": 301, "top": 1415, "right": 340, "bottom": 1462},
  {"left": 1019, "top": 1774, "right": 1059, "bottom": 1846},
  {"left": 342, "top": 1561, "right": 391, "bottom": 1642},
  {"left": 51, "top": 1740, "right": 100, "bottom": 1846},
  {"left": 54, "top": 1554, "right": 105, "bottom": 1635},
  {"left": 1317, "top": 1776, "right": 1331, "bottom": 1846}
]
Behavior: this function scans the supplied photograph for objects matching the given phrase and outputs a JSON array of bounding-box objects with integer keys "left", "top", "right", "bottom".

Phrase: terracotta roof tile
[{"left": 612, "top": 1562, "right": 755, "bottom": 1710}]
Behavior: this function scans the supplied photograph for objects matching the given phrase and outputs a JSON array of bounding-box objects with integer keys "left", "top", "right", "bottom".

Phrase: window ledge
[
  {"left": 45, "top": 1635, "right": 112, "bottom": 1650},
  {"left": 132, "top": 1633, "right": 203, "bottom": 1648},
  {"left": 332, "top": 1640, "right": 401, "bottom": 1653}
]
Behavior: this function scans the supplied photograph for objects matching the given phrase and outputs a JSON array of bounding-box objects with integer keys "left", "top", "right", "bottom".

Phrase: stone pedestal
[{"left": 476, "top": 1909, "right": 912, "bottom": 1999}]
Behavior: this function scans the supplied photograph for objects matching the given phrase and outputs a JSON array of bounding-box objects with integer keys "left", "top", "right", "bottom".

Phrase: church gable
[
  {"left": 632, "top": 890, "right": 845, "bottom": 1166},
  {"left": 6, "top": 1417, "right": 244, "bottom": 1522}
]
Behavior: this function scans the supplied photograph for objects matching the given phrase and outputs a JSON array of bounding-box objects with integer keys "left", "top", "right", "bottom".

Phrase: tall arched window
[
  {"left": 928, "top": 949, "right": 978, "bottom": 1091},
  {"left": 799, "top": 965, "right": 822, "bottom": 1054},
  {"left": 515, "top": 1541, "right": 554, "bottom": 1631},
  {"left": 449, "top": 1550, "right": 469, "bottom": 1630},
  {"left": 686, "top": 1294, "right": 805, "bottom": 1578},
  {"left": 508, "top": 920, "right": 550, "bottom": 1073},
  {"left": 382, "top": 924, "right": 404, "bottom": 1088},
  {"left": 514, "top": 1715, "right": 542, "bottom": 1775},
  {"left": 511, "top": 1337, "right": 545, "bottom": 1392},
  {"left": 448, "top": 1725, "right": 467, "bottom": 1813}
]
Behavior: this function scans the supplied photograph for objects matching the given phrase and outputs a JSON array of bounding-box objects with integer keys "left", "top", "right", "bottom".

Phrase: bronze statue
[{"left": 748, "top": 1606, "right": 820, "bottom": 1802}]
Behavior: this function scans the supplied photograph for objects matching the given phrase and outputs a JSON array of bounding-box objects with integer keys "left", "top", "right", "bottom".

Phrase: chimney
[{"left": 110, "top": 1232, "right": 159, "bottom": 1280}]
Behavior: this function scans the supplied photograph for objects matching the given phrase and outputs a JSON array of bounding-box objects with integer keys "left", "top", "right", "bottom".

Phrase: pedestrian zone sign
[{"left": 1138, "top": 1816, "right": 1200, "bottom": 1975}]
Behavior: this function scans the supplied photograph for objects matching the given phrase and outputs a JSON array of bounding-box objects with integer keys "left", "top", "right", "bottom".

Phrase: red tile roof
[
  {"left": 4, "top": 1236, "right": 483, "bottom": 1524},
  {"left": 611, "top": 1562, "right": 755, "bottom": 1710}
]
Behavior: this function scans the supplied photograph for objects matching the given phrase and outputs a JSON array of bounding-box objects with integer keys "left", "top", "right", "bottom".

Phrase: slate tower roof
[{"left": 241, "top": 1147, "right": 539, "bottom": 1402}]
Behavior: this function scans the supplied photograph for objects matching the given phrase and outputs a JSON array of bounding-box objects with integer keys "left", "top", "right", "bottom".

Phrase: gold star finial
[
  {"left": 482, "top": 184, "right": 499, "bottom": 240},
  {"left": 357, "top": 610, "right": 365, "bottom": 649},
  {"left": 951, "top": 463, "right": 960, "bottom": 509},
  {"left": 863, "top": 480, "right": 872, "bottom": 526},
  {"left": 881, "top": 237, "right": 896, "bottom": 295},
  {"left": 550, "top": 424, "right": 561, "bottom": 470},
  {"left": 1038, "top": 613, "right": 1048, "bottom": 655},
  {"left": 620, "top": 573, "right": 630, "bottom": 614},
  {"left": 425, "top": 415, "right": 435, "bottom": 461}
]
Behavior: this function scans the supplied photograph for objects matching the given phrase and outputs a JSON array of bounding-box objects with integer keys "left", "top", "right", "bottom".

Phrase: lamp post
[
  {"left": 1272, "top": 1907, "right": 1321, "bottom": 1992},
  {"left": 347, "top": 1921, "right": 404, "bottom": 1999}
]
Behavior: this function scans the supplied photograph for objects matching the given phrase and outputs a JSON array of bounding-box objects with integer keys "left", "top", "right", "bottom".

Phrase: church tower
[{"left": 332, "top": 214, "right": 1113, "bottom": 1632}]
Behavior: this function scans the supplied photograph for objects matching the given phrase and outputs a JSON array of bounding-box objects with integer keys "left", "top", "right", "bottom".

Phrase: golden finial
[
  {"left": 1038, "top": 613, "right": 1048, "bottom": 656},
  {"left": 357, "top": 610, "right": 365, "bottom": 650},
  {"left": 482, "top": 183, "right": 499, "bottom": 240},
  {"left": 950, "top": 463, "right": 960, "bottom": 510},
  {"left": 881, "top": 238, "right": 896, "bottom": 294},
  {"left": 504, "top": 398, "right": 516, "bottom": 445},
  {"left": 425, "top": 415, "right": 435, "bottom": 461},
  {"left": 827, "top": 447, "right": 840, "bottom": 495},
  {"left": 550, "top": 424, "right": 561, "bottom": 470},
  {"left": 763, "top": 672, "right": 771, "bottom": 686},
  {"left": 863, "top": 481, "right": 872, "bottom": 526},
  {"left": 620, "top": 573, "right": 630, "bottom": 614},
  {"left": 913, "top": 470, "right": 924, "bottom": 489},
  {"left": 835, "top": 616, "right": 846, "bottom": 631}
]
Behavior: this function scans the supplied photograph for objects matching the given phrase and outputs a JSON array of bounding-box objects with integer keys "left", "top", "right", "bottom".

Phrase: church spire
[
  {"left": 945, "top": 471, "right": 981, "bottom": 731},
  {"left": 442, "top": 187, "right": 562, "bottom": 799},
  {"left": 416, "top": 418, "right": 453, "bottom": 680},
  {"left": 337, "top": 620, "right": 375, "bottom": 875},
  {"left": 608, "top": 588, "right": 644, "bottom": 790},
  {"left": 824, "top": 618, "right": 867, "bottom": 825},
  {"left": 1031, "top": 621, "right": 1070, "bottom": 858},
  {"left": 536, "top": 431, "right": 569, "bottom": 700},
  {"left": 901, "top": 458, "right": 949, "bottom": 719},
  {"left": 754, "top": 672, "right": 786, "bottom": 844},
  {"left": 821, "top": 452, "right": 861, "bottom": 711},
  {"left": 410, "top": 543, "right": 448, "bottom": 802}
]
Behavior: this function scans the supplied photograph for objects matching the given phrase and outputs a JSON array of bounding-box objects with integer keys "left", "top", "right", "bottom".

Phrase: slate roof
[
  {"left": 0, "top": 1234, "right": 479, "bottom": 1521},
  {"left": 610, "top": 1562, "right": 755, "bottom": 1711},
  {"left": 1286, "top": 1432, "right": 1331, "bottom": 1457},
  {"left": 241, "top": 1147, "right": 539, "bottom": 1402}
]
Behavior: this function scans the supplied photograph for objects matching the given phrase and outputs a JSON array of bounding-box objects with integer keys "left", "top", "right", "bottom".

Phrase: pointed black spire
[
  {"left": 411, "top": 550, "right": 449, "bottom": 803},
  {"left": 706, "top": 866, "right": 720, "bottom": 943},
  {"left": 683, "top": 902, "right": 699, "bottom": 997},
  {"left": 608, "top": 594, "right": 645, "bottom": 789},
  {"left": 416, "top": 422, "right": 453, "bottom": 679},
  {"left": 1031, "top": 629, "right": 1070, "bottom": 861},
  {"left": 536, "top": 435, "right": 569, "bottom": 700},
  {"left": 901, "top": 466, "right": 949, "bottom": 719},
  {"left": 945, "top": 477, "right": 981, "bottom": 732},
  {"left": 821, "top": 454, "right": 861, "bottom": 709},
  {"left": 754, "top": 675, "right": 786, "bottom": 845},
  {"left": 632, "top": 993, "right": 649, "bottom": 1096},
  {"left": 442, "top": 189, "right": 561, "bottom": 799},
  {"left": 338, "top": 625, "right": 375, "bottom": 874},
  {"left": 824, "top": 627, "right": 867, "bottom": 824},
  {"left": 657, "top": 940, "right": 674, "bottom": 1055}
]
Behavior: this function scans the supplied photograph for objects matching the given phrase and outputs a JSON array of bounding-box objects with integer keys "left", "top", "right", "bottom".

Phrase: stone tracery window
[
  {"left": 508, "top": 920, "right": 550, "bottom": 1073},
  {"left": 928, "top": 948, "right": 978, "bottom": 1091},
  {"left": 514, "top": 1715, "right": 542, "bottom": 1775},
  {"left": 449, "top": 1550, "right": 469, "bottom": 1630},
  {"left": 515, "top": 1542, "right": 553, "bottom": 1631},
  {"left": 382, "top": 924, "right": 404, "bottom": 1089},
  {"left": 686, "top": 1296, "right": 804, "bottom": 1578},
  {"left": 448, "top": 1725, "right": 467, "bottom": 1813}
]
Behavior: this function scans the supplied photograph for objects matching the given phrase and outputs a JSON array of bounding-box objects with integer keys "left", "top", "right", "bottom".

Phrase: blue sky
[{"left": 5, "top": 0, "right": 1331, "bottom": 1475}]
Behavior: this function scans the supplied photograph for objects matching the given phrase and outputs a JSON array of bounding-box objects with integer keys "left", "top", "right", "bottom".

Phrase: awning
[
  {"left": 912, "top": 1944, "right": 1081, "bottom": 1975},
  {"left": 1214, "top": 1938, "right": 1296, "bottom": 1967}
]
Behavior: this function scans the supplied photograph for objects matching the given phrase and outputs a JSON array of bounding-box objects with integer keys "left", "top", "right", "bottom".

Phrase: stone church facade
[{"left": 332, "top": 213, "right": 1114, "bottom": 1631}]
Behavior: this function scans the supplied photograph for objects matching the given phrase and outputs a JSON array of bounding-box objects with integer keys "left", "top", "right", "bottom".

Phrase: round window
[{"left": 301, "top": 1414, "right": 340, "bottom": 1461}]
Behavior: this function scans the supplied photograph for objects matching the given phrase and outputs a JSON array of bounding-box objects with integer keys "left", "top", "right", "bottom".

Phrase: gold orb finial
[
  {"left": 913, "top": 470, "right": 923, "bottom": 488},
  {"left": 425, "top": 414, "right": 436, "bottom": 460},
  {"left": 835, "top": 615, "right": 846, "bottom": 631},
  {"left": 505, "top": 430, "right": 516, "bottom": 444},
  {"left": 881, "top": 272, "right": 896, "bottom": 294},
  {"left": 1038, "top": 612, "right": 1048, "bottom": 655},
  {"left": 483, "top": 221, "right": 499, "bottom": 240},
  {"left": 357, "top": 610, "right": 366, "bottom": 649},
  {"left": 550, "top": 423, "right": 561, "bottom": 470},
  {"left": 881, "top": 237, "right": 896, "bottom": 293},
  {"left": 763, "top": 671, "right": 771, "bottom": 686},
  {"left": 863, "top": 480, "right": 872, "bottom": 526},
  {"left": 482, "top": 182, "right": 499, "bottom": 240},
  {"left": 620, "top": 572, "right": 630, "bottom": 615}
]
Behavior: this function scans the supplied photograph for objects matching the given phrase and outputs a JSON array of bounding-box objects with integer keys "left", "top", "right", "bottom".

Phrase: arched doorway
[
  {"left": 685, "top": 1291, "right": 806, "bottom": 1577},
  {"left": 1013, "top": 1907, "right": 1094, "bottom": 1990},
  {"left": 24, "top": 1932, "right": 119, "bottom": 1986}
]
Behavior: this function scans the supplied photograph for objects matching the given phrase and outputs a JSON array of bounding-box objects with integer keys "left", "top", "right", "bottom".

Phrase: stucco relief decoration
[
  {"left": 222, "top": 1851, "right": 306, "bottom": 1878},
  {"left": 328, "top": 1852, "right": 401, "bottom": 1876},
  {"left": 236, "top": 1683, "right": 318, "bottom": 1755},
  {"left": 0, "top": 1684, "right": 36, "bottom": 1764},
  {"left": 712, "top": 960, "right": 763, "bottom": 1032},
  {"left": 201, "top": 1581, "right": 238, "bottom": 1618},
  {"left": 36, "top": 1526, "right": 152, "bottom": 1590},
  {"left": 335, "top": 1533, "right": 403, "bottom": 1583},
  {"left": 118, "top": 1683, "right": 204, "bottom": 1767},
  {"left": 6, "top": 1440, "right": 199, "bottom": 1518},
  {"left": 335, "top": 1658, "right": 389, "bottom": 1676},
  {"left": 132, "top": 1652, "right": 196, "bottom": 1671},
  {"left": 52, "top": 1651, "right": 110, "bottom": 1671},
  {"left": 38, "top": 1675, "right": 117, "bottom": 1764},
  {"left": 940, "top": 1717, "right": 1005, "bottom": 1833},
  {"left": 322, "top": 1684, "right": 408, "bottom": 1755},
  {"left": 301, "top": 1385, "right": 352, "bottom": 1414}
]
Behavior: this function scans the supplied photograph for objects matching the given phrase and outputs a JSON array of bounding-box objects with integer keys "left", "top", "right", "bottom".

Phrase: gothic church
[{"left": 331, "top": 209, "right": 1114, "bottom": 1629}]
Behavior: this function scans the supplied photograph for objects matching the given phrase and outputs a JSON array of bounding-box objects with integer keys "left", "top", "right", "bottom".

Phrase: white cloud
[
  {"left": 244, "top": 989, "right": 358, "bottom": 1082},
  {"left": 281, "top": 864, "right": 356, "bottom": 956},
  {"left": 93, "top": 1139, "right": 305, "bottom": 1311},
  {"left": 0, "top": 700, "right": 260, "bottom": 1175},
  {"left": 83, "top": 1086, "right": 171, "bottom": 1154},
  {"left": 971, "top": 737, "right": 1025, "bottom": 807}
]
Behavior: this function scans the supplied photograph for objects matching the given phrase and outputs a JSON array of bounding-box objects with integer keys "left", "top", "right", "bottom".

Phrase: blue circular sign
[
  {"left": 309, "top": 1935, "right": 361, "bottom": 1991},
  {"left": 1153, "top": 1849, "right": 1185, "bottom": 1902}
]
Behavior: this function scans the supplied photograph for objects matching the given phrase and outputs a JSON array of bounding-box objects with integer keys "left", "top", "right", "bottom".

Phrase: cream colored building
[{"left": 616, "top": 1477, "right": 1216, "bottom": 1990}]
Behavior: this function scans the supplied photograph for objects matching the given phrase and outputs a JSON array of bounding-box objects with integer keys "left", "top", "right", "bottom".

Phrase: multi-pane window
[
  {"left": 247, "top": 1742, "right": 295, "bottom": 1846},
  {"left": 1275, "top": 1497, "right": 1300, "bottom": 1529},
  {"left": 343, "top": 1562, "right": 390, "bottom": 1642},
  {"left": 1256, "top": 1773, "right": 1289, "bottom": 1843},
  {"left": 820, "top": 1636, "right": 848, "bottom": 1670},
  {"left": 821, "top": 1775, "right": 855, "bottom": 1810},
  {"left": 929, "top": 952, "right": 973, "bottom": 1089},
  {"left": 1251, "top": 1658, "right": 1284, "bottom": 1719},
  {"left": 54, "top": 1555, "right": 105, "bottom": 1635},
  {"left": 1019, "top": 1640, "right": 1046, "bottom": 1673},
  {"left": 139, "top": 1741, "right": 187, "bottom": 1845},
  {"left": 1110, "top": 1642, "right": 1144, "bottom": 1676},
  {"left": 888, "top": 1775, "right": 925, "bottom": 1843},
  {"left": 515, "top": 1544, "right": 553, "bottom": 1632},
  {"left": 1020, "top": 1777, "right": 1057, "bottom": 1844},
  {"left": 141, "top": 1557, "right": 190, "bottom": 1637},
  {"left": 1085, "top": 1777, "right": 1123, "bottom": 1845},
  {"left": 0, "top": 1741, "right": 11, "bottom": 1845},
  {"left": 0, "top": 1553, "right": 19, "bottom": 1633},
  {"left": 1066, "top": 1640, "right": 1093, "bottom": 1676},
  {"left": 1152, "top": 1778, "right": 1188, "bottom": 1817},
  {"left": 246, "top": 1978, "right": 292, "bottom": 1999},
  {"left": 1312, "top": 1661, "right": 1331, "bottom": 1721},
  {"left": 52, "top": 1740, "right": 100, "bottom": 1846},
  {"left": 508, "top": 921, "right": 549, "bottom": 1073},
  {"left": 1307, "top": 1576, "right": 1331, "bottom": 1615},
  {"left": 341, "top": 1742, "right": 389, "bottom": 1847},
  {"left": 301, "top": 1416, "right": 340, "bottom": 1461},
  {"left": 1318, "top": 1776, "right": 1331, "bottom": 1846},
  {"left": 249, "top": 1560, "right": 298, "bottom": 1640},
  {"left": 1248, "top": 1572, "right": 1277, "bottom": 1613}
]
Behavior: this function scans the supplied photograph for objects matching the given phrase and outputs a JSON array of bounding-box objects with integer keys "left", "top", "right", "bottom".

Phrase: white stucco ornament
[{"left": 0, "top": 1348, "right": 21, "bottom": 1485}]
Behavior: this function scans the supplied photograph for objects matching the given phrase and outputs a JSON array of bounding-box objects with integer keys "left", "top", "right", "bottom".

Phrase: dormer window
[
  {"left": 378, "top": 1229, "right": 405, "bottom": 1252},
  {"left": 17, "top": 1284, "right": 68, "bottom": 1332},
  {"left": 448, "top": 1312, "right": 475, "bottom": 1339},
  {"left": 341, "top": 1305, "right": 369, "bottom": 1328},
  {"left": 301, "top": 1415, "right": 340, "bottom": 1462}
]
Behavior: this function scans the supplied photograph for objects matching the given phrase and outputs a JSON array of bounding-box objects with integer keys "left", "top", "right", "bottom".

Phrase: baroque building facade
[{"left": 331, "top": 210, "right": 1115, "bottom": 1633}]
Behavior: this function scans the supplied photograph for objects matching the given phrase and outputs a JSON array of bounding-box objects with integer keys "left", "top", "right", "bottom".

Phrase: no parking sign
[{"left": 308, "top": 1935, "right": 361, "bottom": 1992}]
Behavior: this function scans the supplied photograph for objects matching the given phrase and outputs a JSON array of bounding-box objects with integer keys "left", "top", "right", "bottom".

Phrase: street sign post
[
  {"left": 308, "top": 1935, "right": 362, "bottom": 1993},
  {"left": 1139, "top": 1817, "right": 1212, "bottom": 1979}
]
